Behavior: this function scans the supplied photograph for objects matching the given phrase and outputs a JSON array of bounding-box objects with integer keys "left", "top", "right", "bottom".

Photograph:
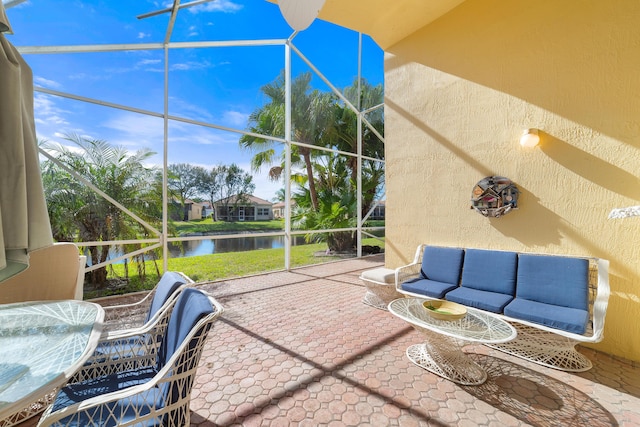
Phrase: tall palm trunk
[{"left": 300, "top": 146, "right": 319, "bottom": 211}]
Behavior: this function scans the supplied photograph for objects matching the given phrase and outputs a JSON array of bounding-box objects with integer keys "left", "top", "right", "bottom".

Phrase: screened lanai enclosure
[{"left": 3, "top": 0, "right": 385, "bottom": 288}]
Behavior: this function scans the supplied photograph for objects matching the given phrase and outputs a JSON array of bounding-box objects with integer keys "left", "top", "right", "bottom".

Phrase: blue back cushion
[
  {"left": 516, "top": 254, "right": 589, "bottom": 310},
  {"left": 145, "top": 272, "right": 187, "bottom": 322},
  {"left": 461, "top": 249, "right": 518, "bottom": 295},
  {"left": 420, "top": 246, "right": 464, "bottom": 285},
  {"left": 158, "top": 288, "right": 213, "bottom": 369}
]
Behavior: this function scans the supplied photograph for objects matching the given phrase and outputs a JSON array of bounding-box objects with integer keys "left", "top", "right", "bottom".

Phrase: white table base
[{"left": 406, "top": 328, "right": 487, "bottom": 385}]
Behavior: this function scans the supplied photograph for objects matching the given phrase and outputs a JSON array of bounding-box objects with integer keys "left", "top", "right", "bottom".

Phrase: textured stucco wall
[{"left": 383, "top": 0, "right": 640, "bottom": 362}]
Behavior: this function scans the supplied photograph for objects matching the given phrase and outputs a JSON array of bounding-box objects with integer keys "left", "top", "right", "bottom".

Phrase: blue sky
[{"left": 3, "top": 0, "right": 384, "bottom": 201}]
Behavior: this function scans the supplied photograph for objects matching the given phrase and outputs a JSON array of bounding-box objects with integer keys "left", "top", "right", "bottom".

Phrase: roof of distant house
[{"left": 214, "top": 194, "right": 273, "bottom": 205}]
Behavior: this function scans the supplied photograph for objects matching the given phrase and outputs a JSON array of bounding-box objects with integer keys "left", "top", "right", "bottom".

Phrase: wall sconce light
[{"left": 520, "top": 128, "right": 540, "bottom": 148}]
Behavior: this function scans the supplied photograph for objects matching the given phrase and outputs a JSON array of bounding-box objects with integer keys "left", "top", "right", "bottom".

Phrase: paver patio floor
[{"left": 19, "top": 254, "right": 640, "bottom": 426}]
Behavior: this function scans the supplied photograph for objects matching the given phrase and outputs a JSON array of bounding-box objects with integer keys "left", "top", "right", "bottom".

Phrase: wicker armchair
[
  {"left": 37, "top": 288, "right": 224, "bottom": 427},
  {"left": 100, "top": 271, "right": 193, "bottom": 337}
]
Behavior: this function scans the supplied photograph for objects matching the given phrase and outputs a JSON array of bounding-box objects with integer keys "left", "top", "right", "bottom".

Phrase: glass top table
[
  {"left": 0, "top": 300, "right": 104, "bottom": 423},
  {"left": 388, "top": 298, "right": 516, "bottom": 385}
]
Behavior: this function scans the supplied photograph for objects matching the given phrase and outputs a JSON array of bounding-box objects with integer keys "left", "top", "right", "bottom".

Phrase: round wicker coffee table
[{"left": 388, "top": 298, "right": 516, "bottom": 385}]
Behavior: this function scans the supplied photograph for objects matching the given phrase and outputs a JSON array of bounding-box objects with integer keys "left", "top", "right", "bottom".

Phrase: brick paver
[{"left": 16, "top": 254, "right": 640, "bottom": 426}]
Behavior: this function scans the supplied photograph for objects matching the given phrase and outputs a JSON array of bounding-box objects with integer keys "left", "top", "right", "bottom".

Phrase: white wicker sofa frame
[{"left": 395, "top": 244, "right": 610, "bottom": 372}]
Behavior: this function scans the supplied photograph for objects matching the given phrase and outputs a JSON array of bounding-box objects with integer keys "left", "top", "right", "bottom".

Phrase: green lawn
[
  {"left": 88, "top": 237, "right": 384, "bottom": 299},
  {"left": 173, "top": 218, "right": 384, "bottom": 235},
  {"left": 172, "top": 219, "right": 284, "bottom": 235}
]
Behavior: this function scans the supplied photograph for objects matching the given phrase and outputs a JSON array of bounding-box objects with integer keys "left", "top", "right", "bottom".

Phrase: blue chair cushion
[
  {"left": 145, "top": 272, "right": 187, "bottom": 323},
  {"left": 504, "top": 298, "right": 589, "bottom": 334},
  {"left": 401, "top": 278, "right": 457, "bottom": 299},
  {"left": 516, "top": 254, "right": 589, "bottom": 310},
  {"left": 158, "top": 288, "right": 213, "bottom": 369},
  {"left": 445, "top": 287, "right": 513, "bottom": 313},
  {"left": 420, "top": 246, "right": 464, "bottom": 285},
  {"left": 52, "top": 367, "right": 163, "bottom": 427},
  {"left": 460, "top": 249, "right": 517, "bottom": 295}
]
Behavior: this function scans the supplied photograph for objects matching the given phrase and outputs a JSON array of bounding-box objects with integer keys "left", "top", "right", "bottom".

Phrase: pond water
[
  {"left": 88, "top": 231, "right": 384, "bottom": 263},
  {"left": 167, "top": 235, "right": 308, "bottom": 258}
]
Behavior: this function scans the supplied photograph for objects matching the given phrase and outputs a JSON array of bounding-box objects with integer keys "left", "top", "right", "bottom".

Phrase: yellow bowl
[{"left": 422, "top": 300, "right": 467, "bottom": 321}]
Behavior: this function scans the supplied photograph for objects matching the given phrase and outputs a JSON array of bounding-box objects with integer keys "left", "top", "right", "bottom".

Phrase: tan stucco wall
[{"left": 383, "top": 0, "right": 640, "bottom": 362}]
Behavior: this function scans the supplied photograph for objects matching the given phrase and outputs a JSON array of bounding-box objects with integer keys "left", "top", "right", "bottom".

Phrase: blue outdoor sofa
[{"left": 395, "top": 245, "right": 610, "bottom": 372}]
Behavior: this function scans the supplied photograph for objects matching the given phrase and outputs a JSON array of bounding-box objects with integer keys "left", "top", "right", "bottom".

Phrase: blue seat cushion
[
  {"left": 504, "top": 298, "right": 589, "bottom": 334},
  {"left": 146, "top": 271, "right": 188, "bottom": 322},
  {"left": 517, "top": 254, "right": 589, "bottom": 310},
  {"left": 51, "top": 367, "right": 164, "bottom": 427},
  {"left": 445, "top": 287, "right": 513, "bottom": 313},
  {"left": 401, "top": 278, "right": 457, "bottom": 299},
  {"left": 420, "top": 246, "right": 464, "bottom": 285},
  {"left": 460, "top": 249, "right": 517, "bottom": 295}
]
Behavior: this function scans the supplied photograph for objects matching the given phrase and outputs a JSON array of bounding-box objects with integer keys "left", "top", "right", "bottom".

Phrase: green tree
[
  {"left": 41, "top": 134, "right": 159, "bottom": 287},
  {"left": 198, "top": 165, "right": 226, "bottom": 221},
  {"left": 168, "top": 163, "right": 207, "bottom": 220},
  {"left": 292, "top": 152, "right": 357, "bottom": 251},
  {"left": 331, "top": 78, "right": 385, "bottom": 217},
  {"left": 239, "top": 71, "right": 336, "bottom": 211},
  {"left": 241, "top": 73, "right": 385, "bottom": 252},
  {"left": 212, "top": 164, "right": 256, "bottom": 222},
  {"left": 273, "top": 188, "right": 286, "bottom": 203}
]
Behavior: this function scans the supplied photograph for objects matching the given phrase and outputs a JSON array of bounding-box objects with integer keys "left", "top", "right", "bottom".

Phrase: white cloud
[
  {"left": 189, "top": 0, "right": 243, "bottom": 14},
  {"left": 40, "top": 134, "right": 86, "bottom": 155},
  {"left": 236, "top": 161, "right": 282, "bottom": 201},
  {"left": 33, "top": 93, "right": 70, "bottom": 126},
  {"left": 222, "top": 110, "right": 249, "bottom": 127},
  {"left": 191, "top": 160, "right": 282, "bottom": 202},
  {"left": 169, "top": 97, "right": 214, "bottom": 122},
  {"left": 137, "top": 58, "right": 164, "bottom": 72},
  {"left": 68, "top": 72, "right": 112, "bottom": 81},
  {"left": 166, "top": 100, "right": 250, "bottom": 134},
  {"left": 138, "top": 58, "right": 161, "bottom": 65},
  {"left": 169, "top": 122, "right": 239, "bottom": 146},
  {"left": 137, "top": 32, "right": 150, "bottom": 39},
  {"left": 170, "top": 60, "right": 212, "bottom": 71},
  {"left": 101, "top": 114, "right": 165, "bottom": 151},
  {"left": 33, "top": 76, "right": 62, "bottom": 89},
  {"left": 49, "top": 108, "right": 278, "bottom": 200}
]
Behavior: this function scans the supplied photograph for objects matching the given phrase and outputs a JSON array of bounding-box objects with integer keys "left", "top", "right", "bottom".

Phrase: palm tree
[
  {"left": 241, "top": 73, "right": 385, "bottom": 253},
  {"left": 41, "top": 134, "right": 159, "bottom": 287},
  {"left": 292, "top": 152, "right": 357, "bottom": 251},
  {"left": 331, "top": 78, "right": 385, "bottom": 217},
  {"left": 239, "top": 71, "right": 336, "bottom": 211}
]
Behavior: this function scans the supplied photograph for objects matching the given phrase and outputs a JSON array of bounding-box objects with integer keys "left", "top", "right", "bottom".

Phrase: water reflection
[
  {"left": 168, "top": 235, "right": 308, "bottom": 258},
  {"left": 87, "top": 231, "right": 383, "bottom": 264}
]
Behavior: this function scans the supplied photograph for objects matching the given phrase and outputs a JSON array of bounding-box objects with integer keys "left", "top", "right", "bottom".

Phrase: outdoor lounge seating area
[
  {"left": 14, "top": 255, "right": 639, "bottom": 426},
  {"left": 396, "top": 245, "right": 610, "bottom": 372}
]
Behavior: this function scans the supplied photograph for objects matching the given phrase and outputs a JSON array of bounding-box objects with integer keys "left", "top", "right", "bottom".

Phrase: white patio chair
[
  {"left": 99, "top": 271, "right": 194, "bottom": 337},
  {"left": 37, "top": 288, "right": 224, "bottom": 427}
]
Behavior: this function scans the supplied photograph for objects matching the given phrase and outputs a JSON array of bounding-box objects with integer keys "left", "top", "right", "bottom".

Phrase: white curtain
[{"left": 0, "top": 2, "right": 53, "bottom": 282}]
